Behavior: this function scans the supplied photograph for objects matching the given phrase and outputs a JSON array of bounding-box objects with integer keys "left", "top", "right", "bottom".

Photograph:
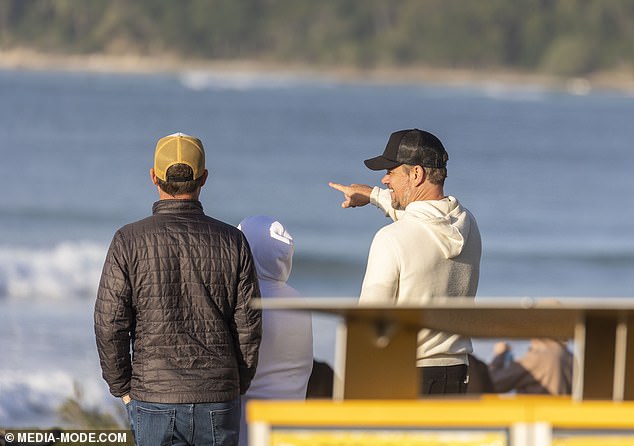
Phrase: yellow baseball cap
[{"left": 154, "top": 132, "right": 205, "bottom": 181}]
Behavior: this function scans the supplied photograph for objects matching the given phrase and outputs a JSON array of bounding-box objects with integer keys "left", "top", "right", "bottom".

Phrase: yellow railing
[{"left": 247, "top": 396, "right": 634, "bottom": 446}]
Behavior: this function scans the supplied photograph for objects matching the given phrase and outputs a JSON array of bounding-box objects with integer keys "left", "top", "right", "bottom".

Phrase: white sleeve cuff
[{"left": 369, "top": 186, "right": 381, "bottom": 207}]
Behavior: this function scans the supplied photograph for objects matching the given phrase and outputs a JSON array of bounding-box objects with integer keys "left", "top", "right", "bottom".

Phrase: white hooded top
[
  {"left": 238, "top": 216, "right": 313, "bottom": 399},
  {"left": 362, "top": 188, "right": 481, "bottom": 366}
]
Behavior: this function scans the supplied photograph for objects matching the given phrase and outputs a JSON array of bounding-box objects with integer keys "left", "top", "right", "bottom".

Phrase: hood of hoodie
[
  {"left": 238, "top": 215, "right": 294, "bottom": 283},
  {"left": 403, "top": 196, "right": 471, "bottom": 259}
]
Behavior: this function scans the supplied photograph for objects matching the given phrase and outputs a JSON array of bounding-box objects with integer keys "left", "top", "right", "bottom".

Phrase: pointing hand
[{"left": 328, "top": 182, "right": 372, "bottom": 208}]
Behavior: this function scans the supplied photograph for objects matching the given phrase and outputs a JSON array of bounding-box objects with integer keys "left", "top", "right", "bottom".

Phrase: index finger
[{"left": 328, "top": 182, "right": 347, "bottom": 193}]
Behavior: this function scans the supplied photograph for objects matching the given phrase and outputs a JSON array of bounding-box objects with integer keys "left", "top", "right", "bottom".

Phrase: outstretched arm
[{"left": 329, "top": 182, "right": 403, "bottom": 221}]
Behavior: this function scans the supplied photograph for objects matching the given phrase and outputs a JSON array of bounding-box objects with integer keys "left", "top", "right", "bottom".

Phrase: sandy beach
[{"left": 2, "top": 48, "right": 633, "bottom": 94}]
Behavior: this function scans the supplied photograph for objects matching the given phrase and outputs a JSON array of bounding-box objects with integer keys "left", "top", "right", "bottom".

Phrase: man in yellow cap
[{"left": 95, "top": 133, "right": 262, "bottom": 446}]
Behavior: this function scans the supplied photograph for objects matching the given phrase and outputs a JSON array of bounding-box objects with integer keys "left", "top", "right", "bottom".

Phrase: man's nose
[{"left": 381, "top": 175, "right": 389, "bottom": 185}]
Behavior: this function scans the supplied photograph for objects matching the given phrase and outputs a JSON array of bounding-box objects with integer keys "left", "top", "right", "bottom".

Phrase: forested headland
[{"left": 1, "top": 0, "right": 633, "bottom": 79}]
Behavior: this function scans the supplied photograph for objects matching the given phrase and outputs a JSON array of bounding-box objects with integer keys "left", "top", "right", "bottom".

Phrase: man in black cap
[{"left": 329, "top": 129, "right": 481, "bottom": 395}]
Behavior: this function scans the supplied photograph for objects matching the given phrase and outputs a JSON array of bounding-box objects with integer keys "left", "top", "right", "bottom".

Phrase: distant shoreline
[{"left": 1, "top": 48, "right": 633, "bottom": 94}]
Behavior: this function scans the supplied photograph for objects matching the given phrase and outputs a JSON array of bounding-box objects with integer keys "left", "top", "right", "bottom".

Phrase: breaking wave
[{"left": 0, "top": 242, "right": 107, "bottom": 300}]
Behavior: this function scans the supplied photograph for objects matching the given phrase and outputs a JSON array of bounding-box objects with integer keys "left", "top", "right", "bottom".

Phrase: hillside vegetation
[{"left": 1, "top": 0, "right": 633, "bottom": 77}]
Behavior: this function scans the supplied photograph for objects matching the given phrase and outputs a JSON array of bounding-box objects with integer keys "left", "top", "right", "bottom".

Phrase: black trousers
[{"left": 420, "top": 364, "right": 468, "bottom": 395}]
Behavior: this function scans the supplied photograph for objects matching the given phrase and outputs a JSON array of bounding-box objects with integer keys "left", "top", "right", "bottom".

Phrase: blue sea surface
[{"left": 1, "top": 68, "right": 633, "bottom": 426}]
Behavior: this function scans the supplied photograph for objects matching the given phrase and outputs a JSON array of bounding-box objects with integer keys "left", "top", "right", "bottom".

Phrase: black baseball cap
[{"left": 364, "top": 129, "right": 448, "bottom": 171}]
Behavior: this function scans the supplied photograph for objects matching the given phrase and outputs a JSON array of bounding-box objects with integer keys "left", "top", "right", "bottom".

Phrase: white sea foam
[
  {"left": 478, "top": 80, "right": 549, "bottom": 101},
  {"left": 179, "top": 70, "right": 335, "bottom": 91},
  {"left": 0, "top": 371, "right": 73, "bottom": 425},
  {"left": 0, "top": 242, "right": 107, "bottom": 300},
  {"left": 0, "top": 370, "right": 115, "bottom": 427}
]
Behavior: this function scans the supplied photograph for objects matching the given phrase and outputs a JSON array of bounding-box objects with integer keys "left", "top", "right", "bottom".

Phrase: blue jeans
[{"left": 126, "top": 397, "right": 241, "bottom": 446}]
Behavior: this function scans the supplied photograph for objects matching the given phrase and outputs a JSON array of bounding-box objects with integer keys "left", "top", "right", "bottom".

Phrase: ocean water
[{"left": 1, "top": 68, "right": 633, "bottom": 427}]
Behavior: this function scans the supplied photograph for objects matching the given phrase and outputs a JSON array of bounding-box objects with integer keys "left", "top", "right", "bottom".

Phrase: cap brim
[{"left": 363, "top": 155, "right": 402, "bottom": 171}]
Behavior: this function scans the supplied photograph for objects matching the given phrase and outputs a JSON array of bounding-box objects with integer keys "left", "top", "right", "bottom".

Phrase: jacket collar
[{"left": 152, "top": 200, "right": 204, "bottom": 215}]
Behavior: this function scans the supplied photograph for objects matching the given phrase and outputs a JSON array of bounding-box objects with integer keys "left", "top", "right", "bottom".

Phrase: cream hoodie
[{"left": 361, "top": 187, "right": 481, "bottom": 366}]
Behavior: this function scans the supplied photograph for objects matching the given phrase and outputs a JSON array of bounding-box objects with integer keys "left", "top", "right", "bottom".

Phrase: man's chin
[{"left": 391, "top": 200, "right": 404, "bottom": 211}]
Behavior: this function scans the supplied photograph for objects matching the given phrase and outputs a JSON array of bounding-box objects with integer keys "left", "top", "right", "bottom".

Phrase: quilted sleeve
[
  {"left": 232, "top": 235, "right": 262, "bottom": 394},
  {"left": 94, "top": 230, "right": 134, "bottom": 397}
]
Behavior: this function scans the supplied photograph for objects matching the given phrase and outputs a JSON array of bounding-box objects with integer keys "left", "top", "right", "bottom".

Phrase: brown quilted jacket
[{"left": 94, "top": 199, "right": 262, "bottom": 403}]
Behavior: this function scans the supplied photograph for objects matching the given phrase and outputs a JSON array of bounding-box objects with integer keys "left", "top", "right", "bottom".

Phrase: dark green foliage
[{"left": 1, "top": 0, "right": 632, "bottom": 75}]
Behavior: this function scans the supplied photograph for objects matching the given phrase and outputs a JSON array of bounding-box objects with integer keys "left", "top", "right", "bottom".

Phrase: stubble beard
[{"left": 391, "top": 186, "right": 411, "bottom": 211}]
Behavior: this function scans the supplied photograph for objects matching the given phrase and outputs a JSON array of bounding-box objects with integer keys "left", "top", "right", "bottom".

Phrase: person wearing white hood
[
  {"left": 237, "top": 216, "right": 313, "bottom": 445},
  {"left": 329, "top": 128, "right": 481, "bottom": 395}
]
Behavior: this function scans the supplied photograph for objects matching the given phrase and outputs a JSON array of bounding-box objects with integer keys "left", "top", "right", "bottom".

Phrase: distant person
[
  {"left": 237, "top": 216, "right": 313, "bottom": 445},
  {"left": 329, "top": 128, "right": 482, "bottom": 394},
  {"left": 489, "top": 339, "right": 573, "bottom": 395},
  {"left": 95, "top": 133, "right": 262, "bottom": 446}
]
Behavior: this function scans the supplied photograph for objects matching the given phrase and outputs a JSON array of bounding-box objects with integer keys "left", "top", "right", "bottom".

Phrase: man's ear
[
  {"left": 198, "top": 170, "right": 209, "bottom": 188},
  {"left": 411, "top": 165, "right": 425, "bottom": 186},
  {"left": 150, "top": 168, "right": 159, "bottom": 186}
]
